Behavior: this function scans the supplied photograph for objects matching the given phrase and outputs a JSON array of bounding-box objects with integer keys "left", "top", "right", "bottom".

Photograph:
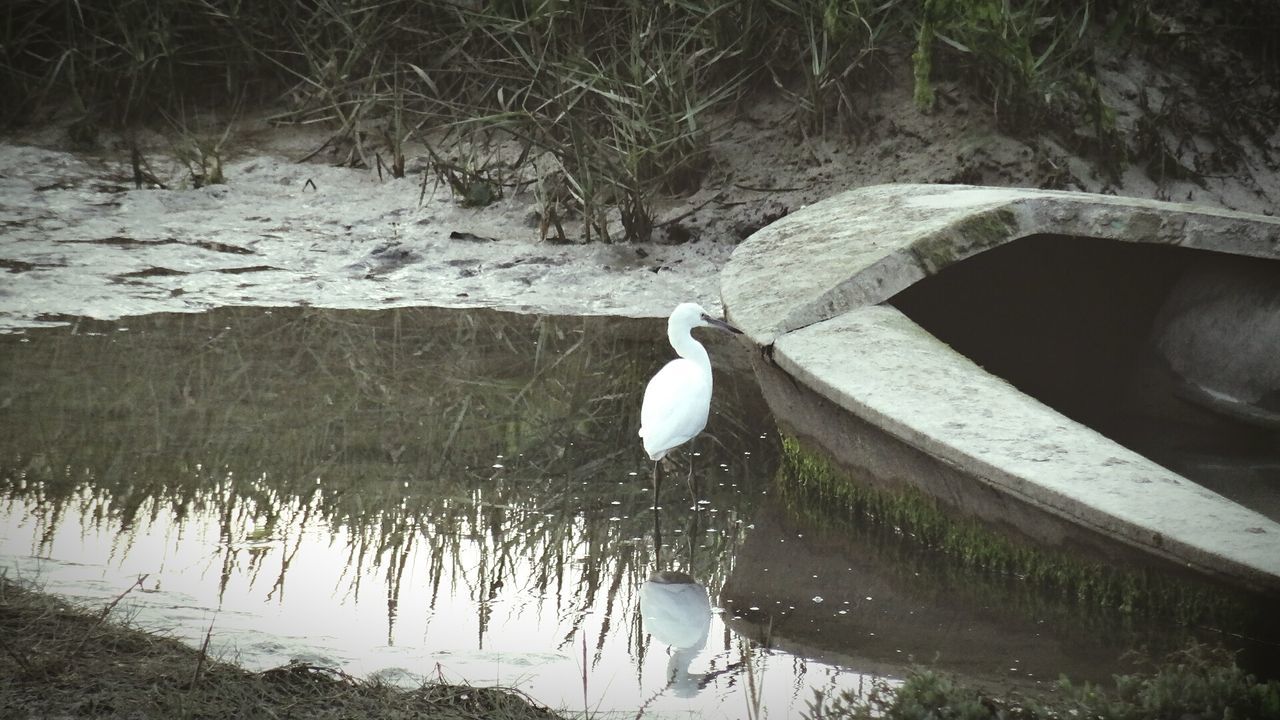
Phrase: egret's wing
[{"left": 639, "top": 358, "right": 712, "bottom": 459}]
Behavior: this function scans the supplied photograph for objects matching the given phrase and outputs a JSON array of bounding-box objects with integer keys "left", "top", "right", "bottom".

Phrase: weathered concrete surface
[
  {"left": 721, "top": 184, "right": 1280, "bottom": 596},
  {"left": 722, "top": 184, "right": 1280, "bottom": 347},
  {"left": 778, "top": 305, "right": 1280, "bottom": 592}
]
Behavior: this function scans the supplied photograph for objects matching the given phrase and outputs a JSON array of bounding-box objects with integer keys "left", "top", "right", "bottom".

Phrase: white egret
[{"left": 639, "top": 302, "right": 741, "bottom": 504}]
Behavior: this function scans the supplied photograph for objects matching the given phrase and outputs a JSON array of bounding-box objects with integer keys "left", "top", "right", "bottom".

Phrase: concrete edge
[
  {"left": 772, "top": 305, "right": 1280, "bottom": 594},
  {"left": 721, "top": 184, "right": 1280, "bottom": 595},
  {"left": 722, "top": 184, "right": 1280, "bottom": 346}
]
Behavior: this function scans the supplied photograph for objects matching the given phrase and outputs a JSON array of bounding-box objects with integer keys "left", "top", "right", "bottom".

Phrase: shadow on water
[{"left": 2, "top": 305, "right": 1269, "bottom": 714}]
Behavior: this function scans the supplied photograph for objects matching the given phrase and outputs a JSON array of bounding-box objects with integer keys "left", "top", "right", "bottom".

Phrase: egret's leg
[
  {"left": 652, "top": 459, "right": 661, "bottom": 510},
  {"left": 652, "top": 487, "right": 663, "bottom": 569},
  {"left": 685, "top": 439, "right": 696, "bottom": 501}
]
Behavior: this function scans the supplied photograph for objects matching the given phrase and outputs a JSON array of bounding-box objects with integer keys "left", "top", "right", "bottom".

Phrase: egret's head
[{"left": 669, "top": 302, "right": 741, "bottom": 335}]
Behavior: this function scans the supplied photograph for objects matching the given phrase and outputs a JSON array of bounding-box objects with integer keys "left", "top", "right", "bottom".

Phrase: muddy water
[{"left": 0, "top": 306, "right": 1230, "bottom": 717}]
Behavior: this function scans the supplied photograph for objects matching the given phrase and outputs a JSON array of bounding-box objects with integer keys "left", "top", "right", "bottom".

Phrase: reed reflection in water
[{"left": 0, "top": 306, "right": 863, "bottom": 716}]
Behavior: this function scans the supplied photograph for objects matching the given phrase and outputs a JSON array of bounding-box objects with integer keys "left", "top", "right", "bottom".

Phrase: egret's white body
[{"left": 639, "top": 303, "right": 740, "bottom": 462}]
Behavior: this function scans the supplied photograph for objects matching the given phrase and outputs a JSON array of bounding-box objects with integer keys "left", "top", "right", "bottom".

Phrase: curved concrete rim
[
  {"left": 721, "top": 184, "right": 1280, "bottom": 596},
  {"left": 722, "top": 184, "right": 1280, "bottom": 348}
]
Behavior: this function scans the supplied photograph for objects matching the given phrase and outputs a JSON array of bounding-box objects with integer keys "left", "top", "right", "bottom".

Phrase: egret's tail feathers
[{"left": 640, "top": 430, "right": 668, "bottom": 462}]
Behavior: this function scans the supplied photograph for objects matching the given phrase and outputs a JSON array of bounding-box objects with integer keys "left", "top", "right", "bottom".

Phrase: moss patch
[
  {"left": 777, "top": 434, "right": 1255, "bottom": 627},
  {"left": 911, "top": 207, "right": 1019, "bottom": 274}
]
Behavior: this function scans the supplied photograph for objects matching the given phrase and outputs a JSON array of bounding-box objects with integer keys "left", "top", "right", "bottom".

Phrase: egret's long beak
[{"left": 701, "top": 313, "right": 742, "bottom": 334}]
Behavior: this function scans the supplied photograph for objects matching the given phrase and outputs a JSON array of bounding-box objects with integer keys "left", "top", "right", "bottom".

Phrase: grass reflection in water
[{"left": 0, "top": 306, "right": 779, "bottom": 699}]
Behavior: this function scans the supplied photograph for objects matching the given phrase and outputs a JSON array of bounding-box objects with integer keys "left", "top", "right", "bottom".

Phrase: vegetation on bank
[
  {"left": 4, "top": 0, "right": 1276, "bottom": 240},
  {"left": 0, "top": 575, "right": 562, "bottom": 719},
  {"left": 807, "top": 644, "right": 1280, "bottom": 720},
  {"left": 775, "top": 434, "right": 1271, "bottom": 633}
]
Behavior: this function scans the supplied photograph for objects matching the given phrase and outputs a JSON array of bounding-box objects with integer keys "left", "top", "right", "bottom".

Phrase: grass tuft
[
  {"left": 806, "top": 644, "right": 1280, "bottom": 720},
  {"left": 0, "top": 573, "right": 564, "bottom": 719}
]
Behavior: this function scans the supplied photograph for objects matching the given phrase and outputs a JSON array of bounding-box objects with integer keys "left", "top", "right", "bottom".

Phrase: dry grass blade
[
  {"left": 67, "top": 574, "right": 148, "bottom": 660},
  {"left": 189, "top": 619, "right": 215, "bottom": 689}
]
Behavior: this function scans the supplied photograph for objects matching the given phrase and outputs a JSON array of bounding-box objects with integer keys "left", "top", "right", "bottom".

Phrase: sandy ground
[
  {"left": 0, "top": 139, "right": 733, "bottom": 332},
  {"left": 1, "top": 58, "right": 1277, "bottom": 332}
]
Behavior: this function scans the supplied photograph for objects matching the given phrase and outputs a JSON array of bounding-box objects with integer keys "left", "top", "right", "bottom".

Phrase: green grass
[
  {"left": 805, "top": 644, "right": 1280, "bottom": 720},
  {"left": 775, "top": 434, "right": 1263, "bottom": 630}
]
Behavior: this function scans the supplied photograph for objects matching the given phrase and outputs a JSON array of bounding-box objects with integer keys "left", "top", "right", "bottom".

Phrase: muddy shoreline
[
  {"left": 0, "top": 576, "right": 564, "bottom": 719},
  {"left": 3, "top": 40, "right": 1277, "bottom": 333}
]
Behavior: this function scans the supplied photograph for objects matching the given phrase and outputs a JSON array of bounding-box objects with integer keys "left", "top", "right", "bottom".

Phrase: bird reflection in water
[{"left": 639, "top": 569, "right": 713, "bottom": 698}]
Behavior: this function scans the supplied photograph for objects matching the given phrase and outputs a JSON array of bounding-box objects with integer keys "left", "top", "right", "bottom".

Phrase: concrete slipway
[{"left": 720, "top": 184, "right": 1280, "bottom": 597}]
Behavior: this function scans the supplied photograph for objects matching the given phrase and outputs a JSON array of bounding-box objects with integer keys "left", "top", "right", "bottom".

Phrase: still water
[
  {"left": 0, "top": 307, "right": 851, "bottom": 718},
  {"left": 0, "top": 306, "right": 1239, "bottom": 717}
]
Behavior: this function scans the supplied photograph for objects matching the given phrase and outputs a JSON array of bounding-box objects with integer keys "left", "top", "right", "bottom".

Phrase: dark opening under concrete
[{"left": 890, "top": 234, "right": 1280, "bottom": 519}]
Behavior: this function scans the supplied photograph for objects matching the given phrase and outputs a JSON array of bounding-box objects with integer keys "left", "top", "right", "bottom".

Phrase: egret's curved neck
[{"left": 669, "top": 325, "right": 711, "bottom": 371}]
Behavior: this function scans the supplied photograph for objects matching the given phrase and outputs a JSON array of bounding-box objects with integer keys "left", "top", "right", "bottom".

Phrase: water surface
[
  {"left": 3, "top": 306, "right": 1260, "bottom": 717},
  {"left": 0, "top": 306, "right": 856, "bottom": 718}
]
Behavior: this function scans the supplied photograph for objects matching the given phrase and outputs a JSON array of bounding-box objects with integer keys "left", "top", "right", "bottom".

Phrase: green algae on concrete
[
  {"left": 909, "top": 207, "right": 1020, "bottom": 274},
  {"left": 775, "top": 434, "right": 1257, "bottom": 627}
]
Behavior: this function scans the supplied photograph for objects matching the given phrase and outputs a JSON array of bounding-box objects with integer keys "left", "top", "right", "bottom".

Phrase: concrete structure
[{"left": 721, "top": 184, "right": 1280, "bottom": 597}]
